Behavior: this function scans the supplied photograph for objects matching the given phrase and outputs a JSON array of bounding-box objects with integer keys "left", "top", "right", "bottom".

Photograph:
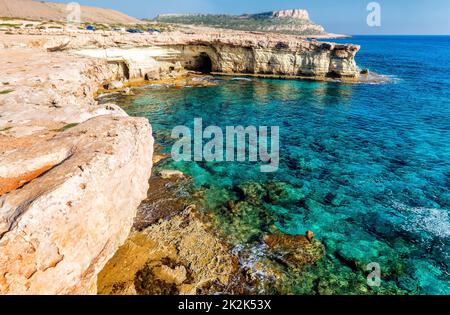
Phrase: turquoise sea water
[{"left": 101, "top": 36, "right": 450, "bottom": 294}]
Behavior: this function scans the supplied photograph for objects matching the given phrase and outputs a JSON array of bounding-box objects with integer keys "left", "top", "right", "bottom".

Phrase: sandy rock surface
[{"left": 0, "top": 116, "right": 153, "bottom": 294}]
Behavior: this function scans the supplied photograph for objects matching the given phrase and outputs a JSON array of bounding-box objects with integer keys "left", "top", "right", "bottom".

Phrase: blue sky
[{"left": 51, "top": 0, "right": 450, "bottom": 35}]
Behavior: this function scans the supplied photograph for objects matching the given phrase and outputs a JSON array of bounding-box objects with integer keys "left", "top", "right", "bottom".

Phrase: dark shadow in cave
[{"left": 193, "top": 52, "right": 213, "bottom": 74}]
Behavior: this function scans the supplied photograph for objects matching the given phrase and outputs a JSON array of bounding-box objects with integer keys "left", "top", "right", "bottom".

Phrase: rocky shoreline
[
  {"left": 97, "top": 144, "right": 326, "bottom": 295},
  {"left": 0, "top": 26, "right": 364, "bottom": 294}
]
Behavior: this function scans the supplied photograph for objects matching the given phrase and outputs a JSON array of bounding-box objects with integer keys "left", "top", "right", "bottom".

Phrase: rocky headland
[
  {"left": 155, "top": 9, "right": 330, "bottom": 36},
  {"left": 0, "top": 20, "right": 366, "bottom": 294}
]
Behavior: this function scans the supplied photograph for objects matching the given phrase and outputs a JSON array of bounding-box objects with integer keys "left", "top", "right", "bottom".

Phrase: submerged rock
[
  {"left": 360, "top": 68, "right": 370, "bottom": 75},
  {"left": 263, "top": 232, "right": 325, "bottom": 267},
  {"left": 216, "top": 199, "right": 276, "bottom": 244},
  {"left": 235, "top": 181, "right": 266, "bottom": 203},
  {"left": 159, "top": 169, "right": 186, "bottom": 179},
  {"left": 133, "top": 175, "right": 192, "bottom": 230},
  {"left": 265, "top": 181, "right": 307, "bottom": 205},
  {"left": 98, "top": 207, "right": 238, "bottom": 295}
]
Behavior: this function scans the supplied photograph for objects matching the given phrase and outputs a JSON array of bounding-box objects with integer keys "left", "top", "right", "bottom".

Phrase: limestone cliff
[
  {"left": 270, "top": 9, "right": 310, "bottom": 19},
  {"left": 169, "top": 41, "right": 359, "bottom": 78},
  {"left": 6, "top": 26, "right": 360, "bottom": 79},
  {"left": 0, "top": 48, "right": 153, "bottom": 294}
]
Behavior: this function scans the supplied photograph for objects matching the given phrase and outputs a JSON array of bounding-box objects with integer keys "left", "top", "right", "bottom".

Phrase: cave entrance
[
  {"left": 121, "top": 62, "right": 130, "bottom": 80},
  {"left": 193, "top": 53, "right": 213, "bottom": 74}
]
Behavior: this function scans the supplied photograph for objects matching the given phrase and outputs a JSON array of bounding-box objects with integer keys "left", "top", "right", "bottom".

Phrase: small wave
[
  {"left": 378, "top": 74, "right": 402, "bottom": 84},
  {"left": 96, "top": 92, "right": 114, "bottom": 99},
  {"left": 134, "top": 83, "right": 172, "bottom": 89},
  {"left": 392, "top": 201, "right": 450, "bottom": 239},
  {"left": 191, "top": 77, "right": 207, "bottom": 82},
  {"left": 232, "top": 243, "right": 272, "bottom": 279},
  {"left": 232, "top": 77, "right": 253, "bottom": 82},
  {"left": 359, "top": 72, "right": 401, "bottom": 85}
]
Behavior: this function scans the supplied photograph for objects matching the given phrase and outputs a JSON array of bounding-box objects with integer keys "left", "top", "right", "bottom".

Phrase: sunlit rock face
[
  {"left": 271, "top": 9, "right": 311, "bottom": 20},
  {"left": 0, "top": 116, "right": 153, "bottom": 294},
  {"left": 166, "top": 42, "right": 360, "bottom": 78},
  {"left": 8, "top": 26, "right": 361, "bottom": 80},
  {"left": 0, "top": 48, "right": 154, "bottom": 294}
]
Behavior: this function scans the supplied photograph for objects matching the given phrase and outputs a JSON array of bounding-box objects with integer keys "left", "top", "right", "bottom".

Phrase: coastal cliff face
[
  {"left": 0, "top": 48, "right": 153, "bottom": 294},
  {"left": 8, "top": 26, "right": 359, "bottom": 80},
  {"left": 72, "top": 42, "right": 359, "bottom": 81},
  {"left": 0, "top": 117, "right": 153, "bottom": 294},
  {"left": 158, "top": 29, "right": 359, "bottom": 78},
  {"left": 271, "top": 9, "right": 310, "bottom": 19},
  {"left": 171, "top": 41, "right": 359, "bottom": 78}
]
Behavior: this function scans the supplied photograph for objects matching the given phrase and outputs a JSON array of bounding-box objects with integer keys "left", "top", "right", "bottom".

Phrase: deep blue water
[{"left": 102, "top": 36, "right": 450, "bottom": 294}]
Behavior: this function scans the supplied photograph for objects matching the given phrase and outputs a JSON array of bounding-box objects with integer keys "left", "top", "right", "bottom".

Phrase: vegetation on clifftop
[{"left": 153, "top": 12, "right": 327, "bottom": 36}]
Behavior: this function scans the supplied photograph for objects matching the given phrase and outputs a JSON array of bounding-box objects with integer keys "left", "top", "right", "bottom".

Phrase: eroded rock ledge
[
  {"left": 0, "top": 48, "right": 153, "bottom": 294},
  {"left": 4, "top": 26, "right": 361, "bottom": 81}
]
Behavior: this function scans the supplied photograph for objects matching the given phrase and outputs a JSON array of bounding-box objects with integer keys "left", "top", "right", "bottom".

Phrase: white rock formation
[
  {"left": 0, "top": 116, "right": 153, "bottom": 294},
  {"left": 271, "top": 9, "right": 310, "bottom": 20}
]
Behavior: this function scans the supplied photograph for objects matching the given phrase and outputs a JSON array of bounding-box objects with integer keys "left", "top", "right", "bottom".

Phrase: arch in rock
[{"left": 192, "top": 52, "right": 213, "bottom": 74}]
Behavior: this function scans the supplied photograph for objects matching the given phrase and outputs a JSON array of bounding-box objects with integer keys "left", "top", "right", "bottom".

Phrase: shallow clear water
[{"left": 101, "top": 36, "right": 450, "bottom": 294}]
